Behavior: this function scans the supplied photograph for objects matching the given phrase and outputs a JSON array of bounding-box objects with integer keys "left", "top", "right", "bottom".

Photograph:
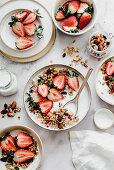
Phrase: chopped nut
[
  {"left": 85, "top": 59, "right": 88, "bottom": 64},
  {"left": 68, "top": 91, "right": 73, "bottom": 96},
  {"left": 7, "top": 112, "right": 15, "bottom": 117},
  {"left": 11, "top": 101, "right": 16, "bottom": 109},
  {"left": 9, "top": 108, "right": 13, "bottom": 113},
  {"left": 18, "top": 116, "right": 21, "bottom": 120},
  {"left": 72, "top": 40, "right": 76, "bottom": 43},
  {"left": 1, "top": 109, "right": 7, "bottom": 114}
]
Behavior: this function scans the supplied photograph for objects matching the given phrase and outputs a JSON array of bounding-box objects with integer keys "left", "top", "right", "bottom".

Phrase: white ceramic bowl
[
  {"left": 52, "top": 0, "right": 97, "bottom": 36},
  {"left": 0, "top": 125, "right": 43, "bottom": 170}
]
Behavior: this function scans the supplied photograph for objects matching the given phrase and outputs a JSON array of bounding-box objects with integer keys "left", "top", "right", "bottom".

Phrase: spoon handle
[{"left": 77, "top": 67, "right": 93, "bottom": 97}]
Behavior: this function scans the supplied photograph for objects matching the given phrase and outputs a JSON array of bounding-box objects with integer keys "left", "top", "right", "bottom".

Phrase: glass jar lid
[{"left": 0, "top": 69, "right": 12, "bottom": 89}]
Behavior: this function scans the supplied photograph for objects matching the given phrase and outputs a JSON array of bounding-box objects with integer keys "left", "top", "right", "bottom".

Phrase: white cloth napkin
[{"left": 70, "top": 130, "right": 114, "bottom": 170}]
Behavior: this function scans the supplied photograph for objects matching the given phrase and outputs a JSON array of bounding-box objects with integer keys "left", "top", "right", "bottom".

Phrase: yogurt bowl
[{"left": 52, "top": 0, "right": 97, "bottom": 36}]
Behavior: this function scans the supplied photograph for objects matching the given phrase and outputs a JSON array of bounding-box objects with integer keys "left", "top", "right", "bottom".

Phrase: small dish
[
  {"left": 94, "top": 108, "right": 114, "bottom": 130},
  {"left": 88, "top": 32, "right": 113, "bottom": 58},
  {"left": 0, "top": 125, "right": 43, "bottom": 170},
  {"left": 0, "top": 9, "right": 42, "bottom": 51},
  {"left": 95, "top": 56, "right": 114, "bottom": 105},
  {"left": 52, "top": 0, "right": 97, "bottom": 36}
]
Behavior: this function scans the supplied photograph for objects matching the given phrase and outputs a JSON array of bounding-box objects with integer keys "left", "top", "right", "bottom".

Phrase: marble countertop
[{"left": 0, "top": 0, "right": 114, "bottom": 170}]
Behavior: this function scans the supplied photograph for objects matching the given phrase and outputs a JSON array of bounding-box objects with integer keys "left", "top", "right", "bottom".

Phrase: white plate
[
  {"left": 95, "top": 56, "right": 114, "bottom": 105},
  {"left": 24, "top": 64, "right": 91, "bottom": 131},
  {"left": 0, "top": 125, "right": 43, "bottom": 170},
  {"left": 0, "top": 0, "right": 53, "bottom": 58},
  {"left": 0, "top": 9, "right": 42, "bottom": 51}
]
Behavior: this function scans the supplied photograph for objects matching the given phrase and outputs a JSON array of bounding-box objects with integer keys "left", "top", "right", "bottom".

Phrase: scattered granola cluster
[
  {"left": 62, "top": 40, "right": 88, "bottom": 67},
  {"left": 0, "top": 101, "right": 21, "bottom": 119}
]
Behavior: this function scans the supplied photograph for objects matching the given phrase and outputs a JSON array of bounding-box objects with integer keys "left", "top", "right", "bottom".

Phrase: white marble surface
[{"left": 0, "top": 0, "right": 114, "bottom": 170}]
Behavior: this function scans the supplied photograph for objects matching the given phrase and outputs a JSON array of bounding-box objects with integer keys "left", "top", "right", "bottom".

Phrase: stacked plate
[{"left": 0, "top": 0, "right": 56, "bottom": 63}]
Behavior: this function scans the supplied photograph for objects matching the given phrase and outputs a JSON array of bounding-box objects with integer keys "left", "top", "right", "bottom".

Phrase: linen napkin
[{"left": 70, "top": 130, "right": 114, "bottom": 170}]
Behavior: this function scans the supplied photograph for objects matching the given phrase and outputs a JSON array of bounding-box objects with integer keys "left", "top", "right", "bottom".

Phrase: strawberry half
[
  {"left": 15, "top": 37, "right": 33, "bottom": 50},
  {"left": 15, "top": 11, "right": 27, "bottom": 21},
  {"left": 31, "top": 91, "right": 44, "bottom": 103},
  {"left": 12, "top": 22, "right": 25, "bottom": 37},
  {"left": 39, "top": 100, "right": 53, "bottom": 114},
  {"left": 53, "top": 75, "right": 65, "bottom": 89},
  {"left": 61, "top": 16, "right": 78, "bottom": 27},
  {"left": 68, "top": 0, "right": 80, "bottom": 14},
  {"left": 0, "top": 136, "right": 16, "bottom": 152},
  {"left": 14, "top": 149, "right": 34, "bottom": 163},
  {"left": 63, "top": 26, "right": 77, "bottom": 32},
  {"left": 77, "top": 2, "right": 89, "bottom": 14},
  {"left": 48, "top": 88, "right": 64, "bottom": 102},
  {"left": 23, "top": 12, "right": 36, "bottom": 24},
  {"left": 55, "top": 11, "right": 65, "bottom": 21},
  {"left": 24, "top": 24, "right": 36, "bottom": 36},
  {"left": 17, "top": 132, "right": 33, "bottom": 148},
  {"left": 68, "top": 77, "right": 79, "bottom": 91},
  {"left": 78, "top": 12, "right": 92, "bottom": 30},
  {"left": 106, "top": 62, "right": 114, "bottom": 76},
  {"left": 37, "top": 84, "right": 48, "bottom": 97}
]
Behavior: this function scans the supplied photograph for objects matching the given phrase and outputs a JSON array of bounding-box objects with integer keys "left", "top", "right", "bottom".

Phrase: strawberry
[
  {"left": 68, "top": 0, "right": 80, "bottom": 14},
  {"left": 17, "top": 132, "right": 33, "bottom": 148},
  {"left": 0, "top": 136, "right": 16, "bottom": 152},
  {"left": 106, "top": 62, "right": 114, "bottom": 76},
  {"left": 14, "top": 149, "right": 34, "bottom": 163},
  {"left": 48, "top": 88, "right": 63, "bottom": 102},
  {"left": 39, "top": 100, "right": 53, "bottom": 114},
  {"left": 55, "top": 11, "right": 65, "bottom": 21},
  {"left": 53, "top": 75, "right": 65, "bottom": 89},
  {"left": 23, "top": 12, "right": 36, "bottom": 24},
  {"left": 61, "top": 16, "right": 78, "bottom": 27},
  {"left": 37, "top": 84, "right": 48, "bottom": 97},
  {"left": 63, "top": 26, "right": 77, "bottom": 32},
  {"left": 77, "top": 2, "right": 89, "bottom": 14},
  {"left": 68, "top": 77, "right": 79, "bottom": 91},
  {"left": 15, "top": 37, "right": 33, "bottom": 50},
  {"left": 24, "top": 24, "right": 36, "bottom": 36},
  {"left": 12, "top": 22, "right": 25, "bottom": 37},
  {"left": 31, "top": 91, "right": 44, "bottom": 103},
  {"left": 15, "top": 11, "right": 27, "bottom": 21},
  {"left": 78, "top": 12, "right": 92, "bottom": 30}
]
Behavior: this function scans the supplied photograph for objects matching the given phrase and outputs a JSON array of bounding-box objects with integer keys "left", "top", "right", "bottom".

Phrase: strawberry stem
[
  {"left": 35, "top": 25, "right": 44, "bottom": 39},
  {"left": 33, "top": 9, "right": 43, "bottom": 18}
]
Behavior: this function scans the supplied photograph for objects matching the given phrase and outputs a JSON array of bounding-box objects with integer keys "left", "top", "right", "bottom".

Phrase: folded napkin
[{"left": 70, "top": 130, "right": 114, "bottom": 170}]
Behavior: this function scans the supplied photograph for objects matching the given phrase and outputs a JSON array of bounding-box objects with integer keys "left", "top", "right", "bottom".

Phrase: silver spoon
[{"left": 63, "top": 68, "right": 93, "bottom": 117}]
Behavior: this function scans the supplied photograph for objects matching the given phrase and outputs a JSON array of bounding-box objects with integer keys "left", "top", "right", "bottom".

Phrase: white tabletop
[{"left": 0, "top": 0, "right": 114, "bottom": 170}]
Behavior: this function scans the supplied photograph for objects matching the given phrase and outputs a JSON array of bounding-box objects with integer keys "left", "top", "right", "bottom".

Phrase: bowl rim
[
  {"left": 52, "top": 0, "right": 97, "bottom": 36},
  {"left": 0, "top": 125, "right": 43, "bottom": 170}
]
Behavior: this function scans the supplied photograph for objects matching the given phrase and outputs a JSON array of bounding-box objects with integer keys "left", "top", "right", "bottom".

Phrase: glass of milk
[{"left": 0, "top": 69, "right": 17, "bottom": 96}]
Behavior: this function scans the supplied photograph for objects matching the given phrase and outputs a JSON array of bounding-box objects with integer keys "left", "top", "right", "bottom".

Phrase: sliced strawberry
[
  {"left": 12, "top": 22, "right": 25, "bottom": 37},
  {"left": 63, "top": 26, "right": 77, "bottom": 32},
  {"left": 48, "top": 88, "right": 63, "bottom": 102},
  {"left": 68, "top": 0, "right": 80, "bottom": 14},
  {"left": 106, "top": 62, "right": 114, "bottom": 76},
  {"left": 31, "top": 91, "right": 44, "bottom": 103},
  {"left": 24, "top": 24, "right": 36, "bottom": 36},
  {"left": 39, "top": 100, "right": 53, "bottom": 114},
  {"left": 17, "top": 132, "right": 33, "bottom": 148},
  {"left": 78, "top": 12, "right": 92, "bottom": 30},
  {"left": 14, "top": 149, "right": 34, "bottom": 163},
  {"left": 37, "top": 84, "right": 48, "bottom": 97},
  {"left": 15, "top": 11, "right": 27, "bottom": 21},
  {"left": 53, "top": 75, "right": 65, "bottom": 89},
  {"left": 68, "top": 77, "right": 79, "bottom": 91},
  {"left": 77, "top": 2, "right": 89, "bottom": 14},
  {"left": 55, "top": 11, "right": 65, "bottom": 21},
  {"left": 15, "top": 37, "right": 33, "bottom": 50},
  {"left": 0, "top": 136, "right": 16, "bottom": 152},
  {"left": 61, "top": 16, "right": 78, "bottom": 27},
  {"left": 23, "top": 12, "right": 36, "bottom": 24}
]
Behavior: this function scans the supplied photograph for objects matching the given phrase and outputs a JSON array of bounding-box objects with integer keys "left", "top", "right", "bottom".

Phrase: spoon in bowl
[{"left": 63, "top": 68, "right": 93, "bottom": 117}]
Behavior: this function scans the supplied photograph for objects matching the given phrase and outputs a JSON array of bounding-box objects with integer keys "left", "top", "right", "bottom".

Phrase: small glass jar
[
  {"left": 0, "top": 69, "right": 17, "bottom": 96},
  {"left": 87, "top": 32, "right": 113, "bottom": 58}
]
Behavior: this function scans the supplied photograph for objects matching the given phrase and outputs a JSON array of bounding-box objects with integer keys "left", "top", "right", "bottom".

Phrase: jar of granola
[{"left": 88, "top": 32, "right": 113, "bottom": 58}]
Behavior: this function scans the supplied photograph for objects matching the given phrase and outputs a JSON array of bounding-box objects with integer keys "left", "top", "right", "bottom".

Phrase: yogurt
[{"left": 0, "top": 69, "right": 17, "bottom": 96}]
